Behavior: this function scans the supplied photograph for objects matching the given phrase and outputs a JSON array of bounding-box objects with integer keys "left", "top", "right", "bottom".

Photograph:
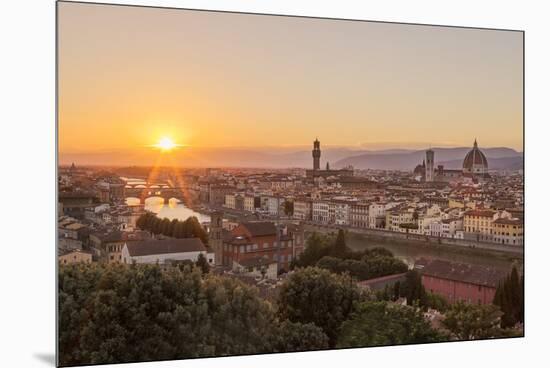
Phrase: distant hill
[
  {"left": 333, "top": 147, "right": 522, "bottom": 171},
  {"left": 60, "top": 146, "right": 522, "bottom": 170}
]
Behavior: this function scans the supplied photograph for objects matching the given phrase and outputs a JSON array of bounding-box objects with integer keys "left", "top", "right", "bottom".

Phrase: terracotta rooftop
[
  {"left": 420, "top": 259, "right": 507, "bottom": 288},
  {"left": 240, "top": 222, "right": 277, "bottom": 237},
  {"left": 464, "top": 209, "right": 496, "bottom": 217},
  {"left": 493, "top": 218, "right": 523, "bottom": 225},
  {"left": 126, "top": 238, "right": 206, "bottom": 257}
]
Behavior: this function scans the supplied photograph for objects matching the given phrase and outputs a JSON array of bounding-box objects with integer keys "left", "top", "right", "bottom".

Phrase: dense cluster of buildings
[
  {"left": 183, "top": 139, "right": 523, "bottom": 247},
  {"left": 58, "top": 138, "right": 523, "bottom": 302},
  {"left": 57, "top": 165, "right": 305, "bottom": 281}
]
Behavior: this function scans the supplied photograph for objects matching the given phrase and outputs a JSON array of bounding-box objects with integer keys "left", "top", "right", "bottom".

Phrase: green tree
[
  {"left": 151, "top": 218, "right": 163, "bottom": 235},
  {"left": 401, "top": 270, "right": 427, "bottom": 307},
  {"left": 291, "top": 232, "right": 332, "bottom": 269},
  {"left": 160, "top": 218, "right": 172, "bottom": 237},
  {"left": 185, "top": 216, "right": 209, "bottom": 245},
  {"left": 519, "top": 273, "right": 524, "bottom": 325},
  {"left": 136, "top": 213, "right": 146, "bottom": 230},
  {"left": 332, "top": 229, "right": 348, "bottom": 257},
  {"left": 143, "top": 212, "right": 157, "bottom": 233},
  {"left": 195, "top": 253, "right": 210, "bottom": 274},
  {"left": 172, "top": 221, "right": 184, "bottom": 238},
  {"left": 368, "top": 247, "right": 394, "bottom": 258},
  {"left": 277, "top": 267, "right": 362, "bottom": 346},
  {"left": 493, "top": 266, "right": 523, "bottom": 328},
  {"left": 58, "top": 263, "right": 329, "bottom": 366},
  {"left": 170, "top": 219, "right": 179, "bottom": 237},
  {"left": 270, "top": 320, "right": 329, "bottom": 352},
  {"left": 393, "top": 281, "right": 401, "bottom": 301},
  {"left": 337, "top": 301, "right": 442, "bottom": 348},
  {"left": 424, "top": 292, "right": 449, "bottom": 312},
  {"left": 136, "top": 213, "right": 209, "bottom": 243},
  {"left": 442, "top": 301, "right": 504, "bottom": 340}
]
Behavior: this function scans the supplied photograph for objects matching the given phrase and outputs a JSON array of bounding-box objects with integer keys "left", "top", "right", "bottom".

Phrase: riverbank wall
[{"left": 303, "top": 223, "right": 524, "bottom": 258}]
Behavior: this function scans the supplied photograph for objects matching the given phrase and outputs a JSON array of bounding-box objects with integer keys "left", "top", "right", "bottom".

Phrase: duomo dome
[{"left": 463, "top": 139, "right": 488, "bottom": 175}]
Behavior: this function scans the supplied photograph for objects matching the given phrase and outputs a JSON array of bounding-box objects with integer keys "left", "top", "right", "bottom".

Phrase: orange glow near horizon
[{"left": 58, "top": 2, "right": 524, "bottom": 165}]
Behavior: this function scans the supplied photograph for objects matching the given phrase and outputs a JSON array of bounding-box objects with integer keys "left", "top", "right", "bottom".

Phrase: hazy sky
[{"left": 58, "top": 2, "right": 523, "bottom": 159}]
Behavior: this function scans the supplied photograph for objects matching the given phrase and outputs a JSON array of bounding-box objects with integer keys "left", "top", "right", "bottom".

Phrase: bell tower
[
  {"left": 312, "top": 138, "right": 321, "bottom": 170},
  {"left": 425, "top": 149, "right": 434, "bottom": 182},
  {"left": 209, "top": 211, "right": 224, "bottom": 266}
]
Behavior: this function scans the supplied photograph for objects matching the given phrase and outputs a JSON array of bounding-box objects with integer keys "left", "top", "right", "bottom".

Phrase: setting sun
[{"left": 155, "top": 137, "right": 178, "bottom": 151}]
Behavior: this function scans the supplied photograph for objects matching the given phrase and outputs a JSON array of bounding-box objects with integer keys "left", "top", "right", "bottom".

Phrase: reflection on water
[{"left": 125, "top": 197, "right": 210, "bottom": 223}]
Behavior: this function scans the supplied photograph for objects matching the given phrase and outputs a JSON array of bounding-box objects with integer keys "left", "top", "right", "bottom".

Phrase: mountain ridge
[{"left": 60, "top": 146, "right": 523, "bottom": 170}]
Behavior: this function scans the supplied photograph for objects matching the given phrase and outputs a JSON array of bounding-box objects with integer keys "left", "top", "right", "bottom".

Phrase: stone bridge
[{"left": 124, "top": 186, "right": 188, "bottom": 204}]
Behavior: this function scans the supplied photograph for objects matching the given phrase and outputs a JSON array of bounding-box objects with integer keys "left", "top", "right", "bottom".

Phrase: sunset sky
[{"left": 58, "top": 2, "right": 523, "bottom": 164}]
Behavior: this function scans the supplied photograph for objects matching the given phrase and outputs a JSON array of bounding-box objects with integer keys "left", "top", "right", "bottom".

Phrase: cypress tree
[
  {"left": 170, "top": 219, "right": 179, "bottom": 237},
  {"left": 519, "top": 274, "right": 524, "bottom": 323},
  {"left": 493, "top": 267, "right": 524, "bottom": 328},
  {"left": 144, "top": 213, "right": 156, "bottom": 233},
  {"left": 393, "top": 281, "right": 401, "bottom": 301},
  {"left": 160, "top": 218, "right": 172, "bottom": 236},
  {"left": 509, "top": 267, "right": 522, "bottom": 323},
  {"left": 333, "top": 229, "right": 347, "bottom": 257},
  {"left": 136, "top": 214, "right": 146, "bottom": 230},
  {"left": 493, "top": 282, "right": 504, "bottom": 310},
  {"left": 152, "top": 218, "right": 163, "bottom": 235}
]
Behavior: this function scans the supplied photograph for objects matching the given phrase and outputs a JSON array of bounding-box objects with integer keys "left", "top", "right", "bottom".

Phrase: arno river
[
  {"left": 125, "top": 197, "right": 211, "bottom": 223},
  {"left": 123, "top": 184, "right": 520, "bottom": 273},
  {"left": 123, "top": 177, "right": 211, "bottom": 223}
]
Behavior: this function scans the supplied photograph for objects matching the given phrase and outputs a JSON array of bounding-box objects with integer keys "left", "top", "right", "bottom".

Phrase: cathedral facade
[{"left": 414, "top": 140, "right": 490, "bottom": 183}]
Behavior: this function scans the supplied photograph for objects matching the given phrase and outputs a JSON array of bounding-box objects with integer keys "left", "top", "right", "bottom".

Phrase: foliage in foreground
[
  {"left": 337, "top": 301, "right": 443, "bottom": 348},
  {"left": 442, "top": 301, "right": 505, "bottom": 340},
  {"left": 277, "top": 266, "right": 363, "bottom": 346},
  {"left": 58, "top": 263, "right": 328, "bottom": 366}
]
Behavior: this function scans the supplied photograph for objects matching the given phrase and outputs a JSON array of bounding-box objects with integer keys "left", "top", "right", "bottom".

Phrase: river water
[{"left": 125, "top": 197, "right": 211, "bottom": 224}]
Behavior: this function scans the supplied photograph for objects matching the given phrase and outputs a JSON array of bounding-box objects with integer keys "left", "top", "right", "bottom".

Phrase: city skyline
[
  {"left": 56, "top": 4, "right": 525, "bottom": 365},
  {"left": 58, "top": 2, "right": 523, "bottom": 165}
]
